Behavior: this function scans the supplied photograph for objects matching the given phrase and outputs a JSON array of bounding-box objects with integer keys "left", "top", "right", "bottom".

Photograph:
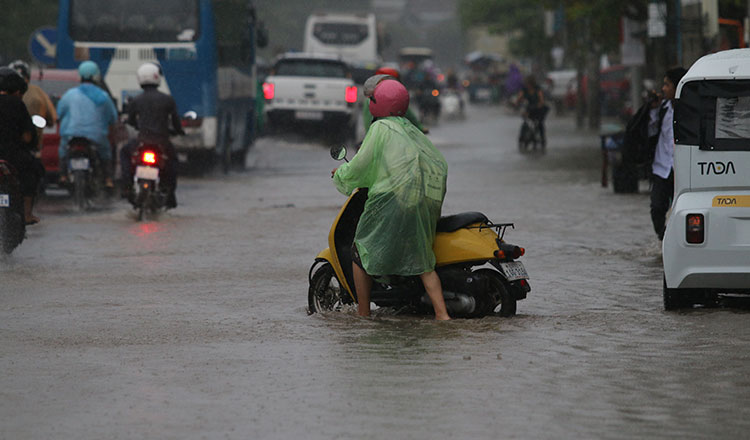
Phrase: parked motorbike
[
  {"left": 65, "top": 137, "right": 102, "bottom": 211},
  {"left": 129, "top": 142, "right": 168, "bottom": 221},
  {"left": 0, "top": 115, "right": 46, "bottom": 254},
  {"left": 308, "top": 145, "right": 531, "bottom": 318}
]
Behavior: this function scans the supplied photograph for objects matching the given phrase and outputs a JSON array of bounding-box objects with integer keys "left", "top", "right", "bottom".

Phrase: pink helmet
[{"left": 369, "top": 79, "right": 409, "bottom": 118}]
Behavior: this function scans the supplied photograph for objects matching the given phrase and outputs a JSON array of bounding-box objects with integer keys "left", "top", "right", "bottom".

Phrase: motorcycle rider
[
  {"left": 515, "top": 75, "right": 549, "bottom": 149},
  {"left": 0, "top": 67, "right": 42, "bottom": 224},
  {"left": 332, "top": 78, "right": 450, "bottom": 320},
  {"left": 56, "top": 61, "right": 118, "bottom": 189},
  {"left": 362, "top": 67, "right": 425, "bottom": 133},
  {"left": 119, "top": 63, "right": 183, "bottom": 208},
  {"left": 9, "top": 60, "right": 57, "bottom": 152}
]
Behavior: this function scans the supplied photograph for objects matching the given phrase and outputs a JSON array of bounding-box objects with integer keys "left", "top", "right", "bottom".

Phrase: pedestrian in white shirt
[{"left": 649, "top": 67, "right": 687, "bottom": 240}]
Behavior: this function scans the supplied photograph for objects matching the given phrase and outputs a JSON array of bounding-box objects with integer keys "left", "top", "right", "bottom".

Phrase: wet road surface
[{"left": 2, "top": 104, "right": 750, "bottom": 439}]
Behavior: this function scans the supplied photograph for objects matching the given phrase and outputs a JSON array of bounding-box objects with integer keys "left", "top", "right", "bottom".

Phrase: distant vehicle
[
  {"left": 304, "top": 12, "right": 381, "bottom": 84},
  {"left": 56, "top": 0, "right": 265, "bottom": 170},
  {"left": 262, "top": 53, "right": 358, "bottom": 142},
  {"left": 663, "top": 49, "right": 750, "bottom": 309},
  {"left": 545, "top": 69, "right": 577, "bottom": 113},
  {"left": 398, "top": 47, "right": 434, "bottom": 69},
  {"left": 565, "top": 65, "right": 631, "bottom": 115},
  {"left": 29, "top": 68, "right": 80, "bottom": 186}
]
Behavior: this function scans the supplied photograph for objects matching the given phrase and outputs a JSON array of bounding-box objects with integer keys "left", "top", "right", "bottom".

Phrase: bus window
[
  {"left": 69, "top": 0, "right": 199, "bottom": 43},
  {"left": 312, "top": 23, "right": 369, "bottom": 46}
]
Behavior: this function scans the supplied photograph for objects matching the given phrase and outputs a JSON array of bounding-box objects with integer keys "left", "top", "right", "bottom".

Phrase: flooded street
[{"left": 2, "top": 104, "right": 750, "bottom": 439}]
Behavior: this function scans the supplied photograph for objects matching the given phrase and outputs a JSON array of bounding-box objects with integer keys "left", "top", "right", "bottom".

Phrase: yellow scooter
[{"left": 307, "top": 146, "right": 531, "bottom": 318}]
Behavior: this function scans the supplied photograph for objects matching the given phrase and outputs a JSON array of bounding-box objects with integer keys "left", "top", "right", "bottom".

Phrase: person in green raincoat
[{"left": 333, "top": 78, "right": 450, "bottom": 320}]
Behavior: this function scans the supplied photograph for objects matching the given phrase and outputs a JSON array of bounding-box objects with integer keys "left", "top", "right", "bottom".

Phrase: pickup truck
[{"left": 262, "top": 53, "right": 359, "bottom": 141}]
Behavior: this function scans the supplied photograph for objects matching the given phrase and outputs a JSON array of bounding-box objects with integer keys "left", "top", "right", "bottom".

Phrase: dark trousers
[
  {"left": 529, "top": 107, "right": 547, "bottom": 144},
  {"left": 650, "top": 170, "right": 674, "bottom": 240},
  {"left": 1, "top": 148, "right": 43, "bottom": 197},
  {"left": 120, "top": 139, "right": 177, "bottom": 190}
]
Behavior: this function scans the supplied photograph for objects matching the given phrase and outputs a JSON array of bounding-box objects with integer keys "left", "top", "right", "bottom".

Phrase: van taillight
[
  {"left": 686, "top": 214, "right": 704, "bottom": 244},
  {"left": 263, "top": 82, "right": 275, "bottom": 100},
  {"left": 345, "top": 86, "right": 358, "bottom": 103}
]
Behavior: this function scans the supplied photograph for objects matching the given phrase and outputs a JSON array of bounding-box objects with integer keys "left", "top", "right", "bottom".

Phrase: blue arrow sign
[{"left": 29, "top": 27, "right": 57, "bottom": 66}]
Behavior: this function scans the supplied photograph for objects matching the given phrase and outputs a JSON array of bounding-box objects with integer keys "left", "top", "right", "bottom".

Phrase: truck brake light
[
  {"left": 263, "top": 82, "right": 275, "bottom": 100},
  {"left": 345, "top": 86, "right": 357, "bottom": 103}
]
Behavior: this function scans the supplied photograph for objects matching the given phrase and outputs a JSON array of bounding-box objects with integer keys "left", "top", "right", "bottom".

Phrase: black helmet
[
  {"left": 8, "top": 60, "right": 30, "bottom": 81},
  {"left": 0, "top": 67, "right": 28, "bottom": 95}
]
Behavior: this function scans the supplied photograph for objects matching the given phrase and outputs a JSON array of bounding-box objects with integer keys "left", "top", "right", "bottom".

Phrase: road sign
[{"left": 28, "top": 27, "right": 57, "bottom": 66}]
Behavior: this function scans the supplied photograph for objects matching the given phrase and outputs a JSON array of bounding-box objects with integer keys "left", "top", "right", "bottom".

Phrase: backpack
[{"left": 622, "top": 102, "right": 659, "bottom": 166}]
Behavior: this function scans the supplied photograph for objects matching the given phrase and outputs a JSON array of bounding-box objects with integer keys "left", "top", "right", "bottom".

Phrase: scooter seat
[{"left": 436, "top": 211, "right": 489, "bottom": 233}]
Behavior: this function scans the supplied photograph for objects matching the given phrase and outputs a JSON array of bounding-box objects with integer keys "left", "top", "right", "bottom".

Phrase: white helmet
[{"left": 136, "top": 63, "right": 161, "bottom": 86}]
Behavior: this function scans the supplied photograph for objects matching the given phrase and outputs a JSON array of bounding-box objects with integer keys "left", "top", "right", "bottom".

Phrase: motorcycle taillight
[{"left": 142, "top": 151, "right": 157, "bottom": 165}]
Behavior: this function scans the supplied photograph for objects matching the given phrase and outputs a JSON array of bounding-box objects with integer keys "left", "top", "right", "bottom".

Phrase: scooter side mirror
[
  {"left": 330, "top": 145, "right": 348, "bottom": 161},
  {"left": 31, "top": 115, "right": 47, "bottom": 129}
]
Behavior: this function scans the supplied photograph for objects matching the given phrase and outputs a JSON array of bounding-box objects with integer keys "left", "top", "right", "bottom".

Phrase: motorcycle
[
  {"left": 416, "top": 86, "right": 442, "bottom": 125},
  {"left": 440, "top": 89, "right": 465, "bottom": 120},
  {"left": 0, "top": 115, "right": 46, "bottom": 254},
  {"left": 0, "top": 160, "right": 25, "bottom": 254},
  {"left": 308, "top": 145, "right": 531, "bottom": 318},
  {"left": 65, "top": 137, "right": 102, "bottom": 211},
  {"left": 518, "top": 105, "right": 547, "bottom": 154},
  {"left": 129, "top": 142, "right": 169, "bottom": 221}
]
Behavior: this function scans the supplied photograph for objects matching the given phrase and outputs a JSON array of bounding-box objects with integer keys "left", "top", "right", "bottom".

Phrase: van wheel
[{"left": 663, "top": 275, "right": 694, "bottom": 310}]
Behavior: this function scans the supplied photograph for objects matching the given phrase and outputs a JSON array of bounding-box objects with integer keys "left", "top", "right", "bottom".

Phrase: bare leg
[
  {"left": 23, "top": 196, "right": 39, "bottom": 224},
  {"left": 420, "top": 271, "right": 450, "bottom": 320},
  {"left": 352, "top": 262, "right": 373, "bottom": 317}
]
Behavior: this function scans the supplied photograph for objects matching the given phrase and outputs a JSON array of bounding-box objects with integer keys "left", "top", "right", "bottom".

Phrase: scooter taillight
[
  {"left": 495, "top": 244, "right": 525, "bottom": 260},
  {"left": 142, "top": 151, "right": 157, "bottom": 165}
]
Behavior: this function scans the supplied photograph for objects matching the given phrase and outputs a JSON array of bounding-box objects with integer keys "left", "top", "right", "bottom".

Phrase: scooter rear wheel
[
  {"left": 474, "top": 268, "right": 517, "bottom": 317},
  {"left": 308, "top": 263, "right": 349, "bottom": 314}
]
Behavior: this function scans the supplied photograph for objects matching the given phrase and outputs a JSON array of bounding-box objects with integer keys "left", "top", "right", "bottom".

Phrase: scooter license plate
[
  {"left": 70, "top": 158, "right": 90, "bottom": 170},
  {"left": 499, "top": 261, "right": 529, "bottom": 281},
  {"left": 135, "top": 166, "right": 159, "bottom": 180},
  {"left": 0, "top": 194, "right": 9, "bottom": 207}
]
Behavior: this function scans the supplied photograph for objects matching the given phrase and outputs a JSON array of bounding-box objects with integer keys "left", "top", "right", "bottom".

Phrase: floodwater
[{"left": 2, "top": 104, "right": 750, "bottom": 439}]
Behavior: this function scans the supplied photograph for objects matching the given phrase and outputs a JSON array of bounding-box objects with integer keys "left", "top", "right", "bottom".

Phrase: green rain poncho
[
  {"left": 362, "top": 101, "right": 424, "bottom": 133},
  {"left": 333, "top": 116, "right": 448, "bottom": 276}
]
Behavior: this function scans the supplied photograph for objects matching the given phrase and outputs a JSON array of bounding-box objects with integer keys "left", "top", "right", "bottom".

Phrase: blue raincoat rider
[{"left": 56, "top": 61, "right": 118, "bottom": 188}]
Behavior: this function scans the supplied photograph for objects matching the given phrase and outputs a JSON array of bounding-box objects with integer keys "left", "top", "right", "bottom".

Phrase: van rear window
[
  {"left": 716, "top": 97, "right": 750, "bottom": 139},
  {"left": 675, "top": 80, "right": 750, "bottom": 151}
]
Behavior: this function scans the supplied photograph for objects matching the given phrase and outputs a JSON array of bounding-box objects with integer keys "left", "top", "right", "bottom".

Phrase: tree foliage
[
  {"left": 459, "top": 0, "right": 550, "bottom": 61},
  {"left": 0, "top": 0, "right": 58, "bottom": 64}
]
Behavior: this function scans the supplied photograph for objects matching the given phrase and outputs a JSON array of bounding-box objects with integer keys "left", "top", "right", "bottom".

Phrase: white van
[
  {"left": 303, "top": 13, "right": 380, "bottom": 82},
  {"left": 663, "top": 48, "right": 750, "bottom": 309}
]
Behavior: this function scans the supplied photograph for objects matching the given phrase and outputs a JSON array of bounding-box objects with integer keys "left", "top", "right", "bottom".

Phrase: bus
[
  {"left": 56, "top": 0, "right": 265, "bottom": 170},
  {"left": 303, "top": 12, "right": 381, "bottom": 84}
]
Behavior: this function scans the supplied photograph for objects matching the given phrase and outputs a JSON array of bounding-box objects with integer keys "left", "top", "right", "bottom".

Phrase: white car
[
  {"left": 663, "top": 48, "right": 750, "bottom": 309},
  {"left": 262, "top": 53, "right": 358, "bottom": 141}
]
